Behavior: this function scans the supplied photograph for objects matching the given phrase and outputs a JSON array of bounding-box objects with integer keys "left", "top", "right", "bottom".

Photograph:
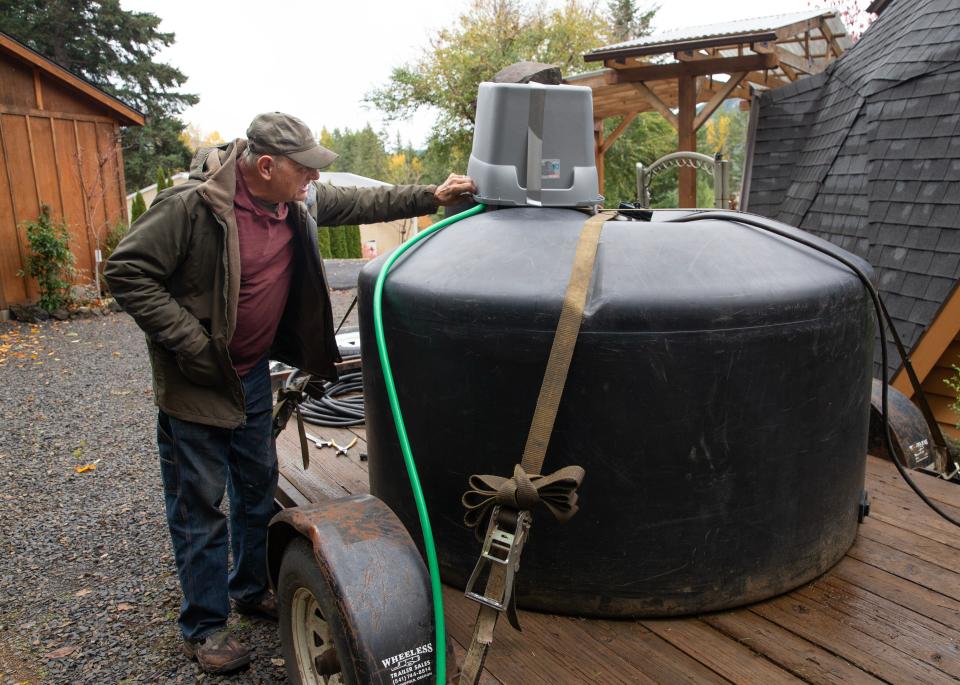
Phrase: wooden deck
[{"left": 276, "top": 423, "right": 960, "bottom": 684}]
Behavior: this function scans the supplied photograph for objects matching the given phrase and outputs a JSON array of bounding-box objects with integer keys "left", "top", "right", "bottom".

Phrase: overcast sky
[{"left": 120, "top": 0, "right": 828, "bottom": 147}]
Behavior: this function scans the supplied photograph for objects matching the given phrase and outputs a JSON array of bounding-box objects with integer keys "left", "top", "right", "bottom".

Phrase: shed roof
[{"left": 0, "top": 31, "right": 144, "bottom": 126}]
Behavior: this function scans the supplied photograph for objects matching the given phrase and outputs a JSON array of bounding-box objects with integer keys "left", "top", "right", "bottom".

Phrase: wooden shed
[{"left": 0, "top": 31, "right": 144, "bottom": 312}]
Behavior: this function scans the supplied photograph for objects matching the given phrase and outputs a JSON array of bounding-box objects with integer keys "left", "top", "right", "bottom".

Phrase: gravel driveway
[{"left": 0, "top": 289, "right": 358, "bottom": 684}]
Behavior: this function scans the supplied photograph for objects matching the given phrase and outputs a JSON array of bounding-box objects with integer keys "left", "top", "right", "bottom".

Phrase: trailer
[{"left": 268, "top": 418, "right": 960, "bottom": 684}]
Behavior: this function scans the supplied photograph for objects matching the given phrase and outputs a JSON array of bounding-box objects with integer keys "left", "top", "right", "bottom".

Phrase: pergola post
[
  {"left": 594, "top": 118, "right": 605, "bottom": 193},
  {"left": 677, "top": 74, "right": 697, "bottom": 208}
]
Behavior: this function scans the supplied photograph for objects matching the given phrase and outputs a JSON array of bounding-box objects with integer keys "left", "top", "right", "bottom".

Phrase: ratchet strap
[{"left": 458, "top": 211, "right": 611, "bottom": 685}]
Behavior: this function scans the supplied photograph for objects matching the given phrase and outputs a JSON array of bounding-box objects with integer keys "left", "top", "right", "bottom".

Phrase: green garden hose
[{"left": 372, "top": 202, "right": 486, "bottom": 684}]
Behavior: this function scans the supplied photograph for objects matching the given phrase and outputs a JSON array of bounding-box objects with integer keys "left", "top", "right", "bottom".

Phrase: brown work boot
[
  {"left": 182, "top": 629, "right": 251, "bottom": 674},
  {"left": 233, "top": 590, "right": 278, "bottom": 620}
]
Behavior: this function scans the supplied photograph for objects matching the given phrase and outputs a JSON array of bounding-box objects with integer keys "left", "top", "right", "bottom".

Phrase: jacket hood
[{"left": 190, "top": 139, "right": 246, "bottom": 218}]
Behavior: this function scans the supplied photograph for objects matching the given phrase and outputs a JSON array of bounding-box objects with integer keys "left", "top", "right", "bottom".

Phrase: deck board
[{"left": 277, "top": 424, "right": 960, "bottom": 684}]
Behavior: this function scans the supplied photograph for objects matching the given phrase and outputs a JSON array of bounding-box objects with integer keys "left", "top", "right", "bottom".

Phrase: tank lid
[{"left": 468, "top": 82, "right": 602, "bottom": 208}]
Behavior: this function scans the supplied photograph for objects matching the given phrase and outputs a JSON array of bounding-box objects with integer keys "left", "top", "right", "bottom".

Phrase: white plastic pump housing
[{"left": 468, "top": 82, "right": 601, "bottom": 207}]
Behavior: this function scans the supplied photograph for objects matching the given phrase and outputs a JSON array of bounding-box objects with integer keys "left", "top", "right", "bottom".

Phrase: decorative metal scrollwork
[{"left": 636, "top": 152, "right": 731, "bottom": 209}]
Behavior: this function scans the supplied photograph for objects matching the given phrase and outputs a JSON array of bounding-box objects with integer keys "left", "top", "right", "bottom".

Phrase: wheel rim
[{"left": 290, "top": 587, "right": 344, "bottom": 685}]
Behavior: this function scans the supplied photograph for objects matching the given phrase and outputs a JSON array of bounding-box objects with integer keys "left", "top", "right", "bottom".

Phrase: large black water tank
[{"left": 358, "top": 207, "right": 874, "bottom": 618}]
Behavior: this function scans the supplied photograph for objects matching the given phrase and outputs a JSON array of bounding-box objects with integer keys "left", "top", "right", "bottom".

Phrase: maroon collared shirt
[{"left": 228, "top": 168, "right": 296, "bottom": 377}]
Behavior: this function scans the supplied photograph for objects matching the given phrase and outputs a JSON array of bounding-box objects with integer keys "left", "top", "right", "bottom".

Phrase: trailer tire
[{"left": 278, "top": 537, "right": 357, "bottom": 685}]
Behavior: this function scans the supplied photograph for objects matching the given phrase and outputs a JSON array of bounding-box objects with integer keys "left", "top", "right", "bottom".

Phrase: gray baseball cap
[{"left": 246, "top": 112, "right": 338, "bottom": 170}]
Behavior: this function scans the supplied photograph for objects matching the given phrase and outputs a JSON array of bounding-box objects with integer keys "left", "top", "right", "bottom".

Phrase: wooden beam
[
  {"left": 0, "top": 115, "right": 32, "bottom": 297},
  {"left": 32, "top": 68, "right": 43, "bottom": 110},
  {"left": 565, "top": 70, "right": 615, "bottom": 89},
  {"left": 675, "top": 50, "right": 711, "bottom": 62},
  {"left": 819, "top": 19, "right": 843, "bottom": 59},
  {"left": 599, "top": 112, "right": 637, "bottom": 155},
  {"left": 780, "top": 62, "right": 799, "bottom": 82},
  {"left": 612, "top": 53, "right": 778, "bottom": 84},
  {"left": 24, "top": 116, "right": 42, "bottom": 210},
  {"left": 678, "top": 75, "right": 697, "bottom": 208},
  {"left": 604, "top": 58, "right": 644, "bottom": 70},
  {"left": 631, "top": 83, "right": 679, "bottom": 129},
  {"left": 742, "top": 70, "right": 790, "bottom": 88},
  {"left": 774, "top": 16, "right": 827, "bottom": 42},
  {"left": 585, "top": 32, "right": 778, "bottom": 63},
  {"left": 0, "top": 105, "right": 119, "bottom": 125},
  {"left": 594, "top": 119, "right": 605, "bottom": 194},
  {"left": 693, "top": 73, "right": 747, "bottom": 131},
  {"left": 892, "top": 283, "right": 960, "bottom": 395},
  {"left": 775, "top": 47, "right": 826, "bottom": 75}
]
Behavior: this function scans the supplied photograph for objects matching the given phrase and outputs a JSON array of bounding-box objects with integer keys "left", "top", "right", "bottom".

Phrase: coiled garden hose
[
  {"left": 298, "top": 371, "right": 365, "bottom": 427},
  {"left": 373, "top": 202, "right": 486, "bottom": 684}
]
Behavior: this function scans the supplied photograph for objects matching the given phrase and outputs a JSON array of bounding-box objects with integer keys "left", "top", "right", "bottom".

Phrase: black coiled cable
[{"left": 298, "top": 371, "right": 365, "bottom": 427}]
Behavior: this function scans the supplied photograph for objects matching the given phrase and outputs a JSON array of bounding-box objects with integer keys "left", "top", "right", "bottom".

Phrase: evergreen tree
[
  {"left": 346, "top": 226, "right": 362, "bottom": 258},
  {"left": 0, "top": 0, "right": 197, "bottom": 190},
  {"left": 607, "top": 0, "right": 656, "bottom": 43},
  {"left": 329, "top": 226, "right": 348, "bottom": 258},
  {"left": 317, "top": 227, "right": 332, "bottom": 259},
  {"left": 155, "top": 166, "right": 168, "bottom": 191},
  {"left": 320, "top": 126, "right": 390, "bottom": 182},
  {"left": 130, "top": 191, "right": 147, "bottom": 222}
]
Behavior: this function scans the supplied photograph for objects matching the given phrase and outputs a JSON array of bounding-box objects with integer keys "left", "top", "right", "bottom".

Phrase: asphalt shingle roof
[{"left": 745, "top": 0, "right": 960, "bottom": 381}]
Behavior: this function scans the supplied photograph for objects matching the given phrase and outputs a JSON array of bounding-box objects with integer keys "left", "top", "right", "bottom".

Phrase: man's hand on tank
[{"left": 434, "top": 174, "right": 477, "bottom": 206}]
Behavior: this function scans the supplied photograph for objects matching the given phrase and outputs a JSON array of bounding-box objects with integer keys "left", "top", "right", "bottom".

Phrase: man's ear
[{"left": 255, "top": 154, "right": 277, "bottom": 180}]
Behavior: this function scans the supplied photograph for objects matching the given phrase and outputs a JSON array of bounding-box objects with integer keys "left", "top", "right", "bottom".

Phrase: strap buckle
[{"left": 464, "top": 506, "right": 531, "bottom": 612}]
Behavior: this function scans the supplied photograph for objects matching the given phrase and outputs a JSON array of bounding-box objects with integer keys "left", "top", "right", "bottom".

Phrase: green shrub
[
  {"left": 346, "top": 226, "right": 362, "bottom": 258},
  {"left": 155, "top": 166, "right": 173, "bottom": 191},
  {"left": 317, "top": 226, "right": 332, "bottom": 259},
  {"left": 329, "top": 226, "right": 348, "bottom": 258},
  {"left": 130, "top": 191, "right": 147, "bottom": 222},
  {"left": 19, "top": 204, "right": 75, "bottom": 311},
  {"left": 104, "top": 221, "right": 128, "bottom": 260}
]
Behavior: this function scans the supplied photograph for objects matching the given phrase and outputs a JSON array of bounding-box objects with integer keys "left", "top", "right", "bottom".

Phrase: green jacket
[{"left": 105, "top": 139, "right": 438, "bottom": 428}]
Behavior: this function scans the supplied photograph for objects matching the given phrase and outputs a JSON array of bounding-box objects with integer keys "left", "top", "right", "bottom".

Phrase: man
[{"left": 104, "top": 112, "right": 476, "bottom": 674}]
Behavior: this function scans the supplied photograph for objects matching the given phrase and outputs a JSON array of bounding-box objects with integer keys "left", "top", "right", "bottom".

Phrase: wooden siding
[
  {"left": 920, "top": 335, "right": 960, "bottom": 440},
  {"left": 0, "top": 48, "right": 131, "bottom": 309}
]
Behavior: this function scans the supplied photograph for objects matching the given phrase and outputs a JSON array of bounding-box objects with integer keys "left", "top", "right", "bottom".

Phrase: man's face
[{"left": 268, "top": 156, "right": 320, "bottom": 203}]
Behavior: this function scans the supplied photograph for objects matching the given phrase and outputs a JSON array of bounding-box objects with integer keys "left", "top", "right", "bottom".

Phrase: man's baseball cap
[{"left": 246, "top": 112, "right": 338, "bottom": 170}]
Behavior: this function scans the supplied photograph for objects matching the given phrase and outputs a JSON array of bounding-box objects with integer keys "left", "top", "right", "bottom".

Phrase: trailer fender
[
  {"left": 267, "top": 494, "right": 438, "bottom": 684},
  {"left": 868, "top": 379, "right": 937, "bottom": 470}
]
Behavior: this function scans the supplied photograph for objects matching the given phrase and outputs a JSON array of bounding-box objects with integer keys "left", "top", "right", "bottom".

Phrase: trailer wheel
[{"left": 278, "top": 537, "right": 354, "bottom": 685}]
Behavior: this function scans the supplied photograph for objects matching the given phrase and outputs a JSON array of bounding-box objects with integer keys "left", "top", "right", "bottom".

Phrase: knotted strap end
[{"left": 462, "top": 464, "right": 585, "bottom": 539}]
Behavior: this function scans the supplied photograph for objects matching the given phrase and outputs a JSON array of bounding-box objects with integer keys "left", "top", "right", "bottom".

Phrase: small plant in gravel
[{"left": 19, "top": 204, "right": 76, "bottom": 312}]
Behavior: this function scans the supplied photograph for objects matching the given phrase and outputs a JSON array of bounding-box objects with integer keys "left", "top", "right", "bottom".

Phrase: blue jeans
[{"left": 157, "top": 357, "right": 279, "bottom": 641}]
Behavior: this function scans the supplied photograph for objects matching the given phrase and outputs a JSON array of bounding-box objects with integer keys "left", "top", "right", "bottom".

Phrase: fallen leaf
[
  {"left": 271, "top": 658, "right": 285, "bottom": 667},
  {"left": 44, "top": 645, "right": 77, "bottom": 659},
  {"left": 117, "top": 602, "right": 135, "bottom": 611},
  {"left": 75, "top": 588, "right": 92, "bottom": 597},
  {"left": 112, "top": 351, "right": 121, "bottom": 357},
  {"left": 74, "top": 460, "right": 99, "bottom": 473}
]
